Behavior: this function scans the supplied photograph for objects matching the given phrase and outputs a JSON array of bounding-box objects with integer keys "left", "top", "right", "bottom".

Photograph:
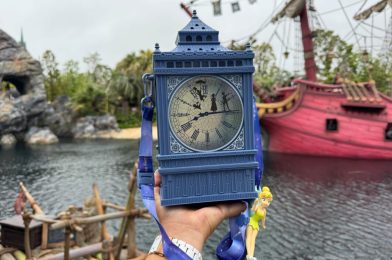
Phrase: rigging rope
[
  {"left": 319, "top": 0, "right": 364, "bottom": 16},
  {"left": 354, "top": 0, "right": 369, "bottom": 16},
  {"left": 338, "top": 0, "right": 361, "bottom": 47},
  {"left": 220, "top": 0, "right": 286, "bottom": 44}
]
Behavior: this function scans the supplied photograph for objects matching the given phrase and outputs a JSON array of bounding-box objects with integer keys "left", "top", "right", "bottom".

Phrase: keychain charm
[{"left": 246, "top": 187, "right": 273, "bottom": 260}]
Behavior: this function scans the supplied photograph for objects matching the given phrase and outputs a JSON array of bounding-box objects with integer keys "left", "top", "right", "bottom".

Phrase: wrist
[
  {"left": 164, "top": 224, "right": 205, "bottom": 251},
  {"left": 149, "top": 234, "right": 203, "bottom": 260}
]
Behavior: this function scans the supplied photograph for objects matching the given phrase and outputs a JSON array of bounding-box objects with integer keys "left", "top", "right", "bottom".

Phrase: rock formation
[
  {"left": 0, "top": 29, "right": 45, "bottom": 97},
  {"left": 0, "top": 29, "right": 119, "bottom": 146},
  {"left": 0, "top": 134, "right": 16, "bottom": 147},
  {"left": 72, "top": 114, "right": 119, "bottom": 139},
  {"left": 25, "top": 127, "right": 59, "bottom": 144},
  {"left": 0, "top": 29, "right": 49, "bottom": 142}
]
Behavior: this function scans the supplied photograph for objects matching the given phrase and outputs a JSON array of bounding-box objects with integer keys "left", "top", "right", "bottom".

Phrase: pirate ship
[
  {"left": 181, "top": 0, "right": 392, "bottom": 159},
  {"left": 252, "top": 0, "right": 392, "bottom": 159},
  {"left": 253, "top": 0, "right": 392, "bottom": 159}
]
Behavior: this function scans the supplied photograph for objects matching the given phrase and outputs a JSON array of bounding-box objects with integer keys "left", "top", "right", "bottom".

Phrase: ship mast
[
  {"left": 299, "top": 2, "right": 317, "bottom": 81},
  {"left": 272, "top": 0, "right": 317, "bottom": 81}
]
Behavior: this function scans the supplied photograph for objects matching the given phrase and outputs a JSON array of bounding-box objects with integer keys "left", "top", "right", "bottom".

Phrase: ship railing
[
  {"left": 256, "top": 88, "right": 301, "bottom": 118},
  {"left": 293, "top": 79, "right": 344, "bottom": 94},
  {"left": 294, "top": 79, "right": 383, "bottom": 104}
]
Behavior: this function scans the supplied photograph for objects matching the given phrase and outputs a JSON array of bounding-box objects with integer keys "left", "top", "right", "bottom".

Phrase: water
[{"left": 1, "top": 140, "right": 391, "bottom": 259}]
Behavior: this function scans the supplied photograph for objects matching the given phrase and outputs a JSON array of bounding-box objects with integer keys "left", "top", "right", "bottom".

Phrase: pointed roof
[
  {"left": 172, "top": 10, "right": 228, "bottom": 52},
  {"left": 179, "top": 10, "right": 217, "bottom": 33}
]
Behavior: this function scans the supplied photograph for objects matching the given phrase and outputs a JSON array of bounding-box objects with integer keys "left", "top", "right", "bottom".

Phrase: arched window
[
  {"left": 186, "top": 35, "right": 192, "bottom": 42},
  {"left": 196, "top": 35, "right": 202, "bottom": 42},
  {"left": 206, "top": 35, "right": 212, "bottom": 41}
]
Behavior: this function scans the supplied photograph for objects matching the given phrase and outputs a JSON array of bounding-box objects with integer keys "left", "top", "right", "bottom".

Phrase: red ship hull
[{"left": 259, "top": 80, "right": 392, "bottom": 159}]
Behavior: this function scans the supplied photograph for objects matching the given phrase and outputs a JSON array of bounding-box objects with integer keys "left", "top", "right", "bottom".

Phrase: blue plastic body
[{"left": 153, "top": 11, "right": 257, "bottom": 206}]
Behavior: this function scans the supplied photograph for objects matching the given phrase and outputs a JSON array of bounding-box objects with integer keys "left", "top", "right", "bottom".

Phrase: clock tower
[{"left": 153, "top": 10, "right": 258, "bottom": 206}]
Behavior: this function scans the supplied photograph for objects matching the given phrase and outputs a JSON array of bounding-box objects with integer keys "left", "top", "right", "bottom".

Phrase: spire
[
  {"left": 173, "top": 9, "right": 225, "bottom": 52},
  {"left": 19, "top": 28, "right": 26, "bottom": 48}
]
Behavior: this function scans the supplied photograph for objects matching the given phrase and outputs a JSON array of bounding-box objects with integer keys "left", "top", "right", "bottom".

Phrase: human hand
[{"left": 153, "top": 171, "right": 246, "bottom": 252}]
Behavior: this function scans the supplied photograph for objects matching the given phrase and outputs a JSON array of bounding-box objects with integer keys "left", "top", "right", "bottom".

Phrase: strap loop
[{"left": 142, "top": 73, "right": 154, "bottom": 97}]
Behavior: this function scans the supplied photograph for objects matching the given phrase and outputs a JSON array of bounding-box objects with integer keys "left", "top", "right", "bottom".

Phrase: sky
[{"left": 0, "top": 0, "right": 389, "bottom": 71}]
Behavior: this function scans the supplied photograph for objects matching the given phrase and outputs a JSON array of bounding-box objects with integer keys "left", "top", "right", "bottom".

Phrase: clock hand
[
  {"left": 175, "top": 97, "right": 201, "bottom": 110},
  {"left": 198, "top": 110, "right": 241, "bottom": 117},
  {"left": 183, "top": 110, "right": 241, "bottom": 125}
]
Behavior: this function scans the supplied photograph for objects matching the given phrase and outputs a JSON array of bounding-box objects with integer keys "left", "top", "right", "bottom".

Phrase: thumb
[
  {"left": 216, "top": 201, "right": 247, "bottom": 219},
  {"left": 200, "top": 201, "right": 247, "bottom": 233}
]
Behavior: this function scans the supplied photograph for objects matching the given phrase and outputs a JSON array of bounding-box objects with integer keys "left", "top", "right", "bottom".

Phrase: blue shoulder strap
[
  {"left": 215, "top": 99, "right": 263, "bottom": 260},
  {"left": 138, "top": 95, "right": 191, "bottom": 259},
  {"left": 137, "top": 75, "right": 263, "bottom": 260}
]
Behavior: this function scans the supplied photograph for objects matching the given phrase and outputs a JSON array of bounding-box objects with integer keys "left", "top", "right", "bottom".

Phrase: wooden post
[
  {"left": 64, "top": 226, "right": 71, "bottom": 260},
  {"left": 127, "top": 169, "right": 138, "bottom": 259},
  {"left": 19, "top": 182, "right": 48, "bottom": 250},
  {"left": 22, "top": 211, "right": 32, "bottom": 260},
  {"left": 92, "top": 183, "right": 114, "bottom": 260},
  {"left": 93, "top": 184, "right": 110, "bottom": 241},
  {"left": 114, "top": 162, "right": 138, "bottom": 260},
  {"left": 102, "top": 240, "right": 110, "bottom": 260}
]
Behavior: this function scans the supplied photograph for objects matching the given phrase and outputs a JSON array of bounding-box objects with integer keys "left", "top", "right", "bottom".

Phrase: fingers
[
  {"left": 154, "top": 170, "right": 161, "bottom": 187},
  {"left": 216, "top": 201, "right": 247, "bottom": 219},
  {"left": 154, "top": 171, "right": 162, "bottom": 207},
  {"left": 199, "top": 201, "right": 246, "bottom": 236}
]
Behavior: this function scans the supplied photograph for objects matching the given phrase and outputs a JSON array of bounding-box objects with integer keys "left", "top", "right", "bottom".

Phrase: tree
[
  {"left": 227, "top": 40, "right": 291, "bottom": 90},
  {"left": 313, "top": 29, "right": 392, "bottom": 91},
  {"left": 41, "top": 50, "right": 61, "bottom": 101},
  {"left": 110, "top": 49, "right": 153, "bottom": 109}
]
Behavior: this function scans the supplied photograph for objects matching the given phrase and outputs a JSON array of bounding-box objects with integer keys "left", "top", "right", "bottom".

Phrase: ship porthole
[
  {"left": 385, "top": 123, "right": 392, "bottom": 140},
  {"left": 326, "top": 118, "right": 338, "bottom": 131}
]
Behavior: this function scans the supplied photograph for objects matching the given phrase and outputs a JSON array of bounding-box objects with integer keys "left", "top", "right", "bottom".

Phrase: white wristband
[
  {"left": 149, "top": 235, "right": 203, "bottom": 260},
  {"left": 172, "top": 237, "right": 202, "bottom": 260}
]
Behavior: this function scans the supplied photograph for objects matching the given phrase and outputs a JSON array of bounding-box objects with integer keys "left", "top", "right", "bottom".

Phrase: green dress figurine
[{"left": 246, "top": 186, "right": 273, "bottom": 260}]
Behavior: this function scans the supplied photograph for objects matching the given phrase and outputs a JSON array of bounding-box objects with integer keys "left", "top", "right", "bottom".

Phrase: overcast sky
[{"left": 0, "top": 0, "right": 388, "bottom": 71}]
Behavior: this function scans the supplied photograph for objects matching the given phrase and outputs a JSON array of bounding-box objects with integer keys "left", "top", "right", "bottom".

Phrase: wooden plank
[
  {"left": 92, "top": 184, "right": 113, "bottom": 260},
  {"left": 19, "top": 183, "right": 48, "bottom": 250},
  {"left": 40, "top": 243, "right": 102, "bottom": 260}
]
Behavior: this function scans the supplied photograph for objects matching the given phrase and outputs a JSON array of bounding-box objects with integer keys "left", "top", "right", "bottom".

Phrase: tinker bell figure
[{"left": 246, "top": 186, "right": 273, "bottom": 260}]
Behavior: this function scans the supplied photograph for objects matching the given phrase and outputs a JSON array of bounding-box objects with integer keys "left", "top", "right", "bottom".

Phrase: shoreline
[{"left": 96, "top": 126, "right": 158, "bottom": 140}]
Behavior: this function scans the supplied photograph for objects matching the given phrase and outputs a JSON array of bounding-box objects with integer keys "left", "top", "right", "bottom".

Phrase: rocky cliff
[{"left": 0, "top": 30, "right": 119, "bottom": 146}]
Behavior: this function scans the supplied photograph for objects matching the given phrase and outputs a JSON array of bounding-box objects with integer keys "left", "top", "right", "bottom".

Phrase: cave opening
[{"left": 1, "top": 75, "right": 30, "bottom": 97}]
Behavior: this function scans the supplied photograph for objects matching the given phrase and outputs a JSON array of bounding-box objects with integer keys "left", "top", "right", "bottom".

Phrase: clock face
[{"left": 169, "top": 76, "right": 243, "bottom": 152}]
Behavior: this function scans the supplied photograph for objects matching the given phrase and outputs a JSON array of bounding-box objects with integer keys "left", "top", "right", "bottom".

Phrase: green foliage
[
  {"left": 227, "top": 40, "right": 292, "bottom": 90},
  {"left": 41, "top": 49, "right": 155, "bottom": 126},
  {"left": 313, "top": 29, "right": 392, "bottom": 91},
  {"left": 41, "top": 50, "right": 61, "bottom": 101},
  {"left": 41, "top": 51, "right": 111, "bottom": 116},
  {"left": 111, "top": 49, "right": 153, "bottom": 107},
  {"left": 115, "top": 110, "right": 142, "bottom": 128},
  {"left": 252, "top": 43, "right": 292, "bottom": 90}
]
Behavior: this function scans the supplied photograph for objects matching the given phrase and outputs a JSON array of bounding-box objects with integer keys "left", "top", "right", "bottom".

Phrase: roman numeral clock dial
[{"left": 169, "top": 76, "right": 243, "bottom": 151}]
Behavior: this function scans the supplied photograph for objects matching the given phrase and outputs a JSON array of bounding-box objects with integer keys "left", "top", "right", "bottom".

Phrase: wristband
[{"left": 149, "top": 235, "right": 203, "bottom": 260}]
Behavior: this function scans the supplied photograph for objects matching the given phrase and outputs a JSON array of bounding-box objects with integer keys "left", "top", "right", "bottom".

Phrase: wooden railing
[
  {"left": 11, "top": 161, "right": 148, "bottom": 260},
  {"left": 256, "top": 88, "right": 301, "bottom": 118}
]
